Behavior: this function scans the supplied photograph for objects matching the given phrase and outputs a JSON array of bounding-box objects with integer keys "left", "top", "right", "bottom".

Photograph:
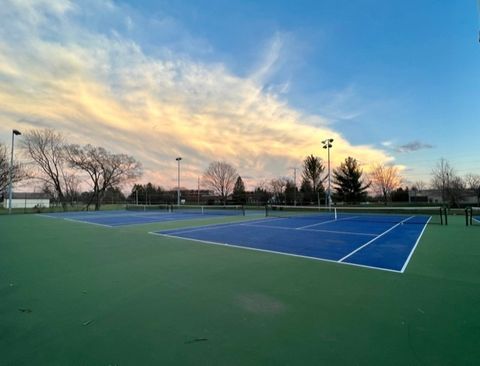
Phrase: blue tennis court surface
[
  {"left": 39, "top": 209, "right": 244, "bottom": 227},
  {"left": 153, "top": 214, "right": 431, "bottom": 273}
]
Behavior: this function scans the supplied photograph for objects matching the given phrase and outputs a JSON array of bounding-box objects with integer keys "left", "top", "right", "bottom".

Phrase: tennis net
[
  {"left": 125, "top": 204, "right": 170, "bottom": 212},
  {"left": 467, "top": 207, "right": 480, "bottom": 226},
  {"left": 170, "top": 204, "right": 245, "bottom": 216},
  {"left": 266, "top": 205, "right": 445, "bottom": 225}
]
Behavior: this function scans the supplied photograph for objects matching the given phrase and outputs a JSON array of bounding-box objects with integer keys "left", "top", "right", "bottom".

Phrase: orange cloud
[{"left": 0, "top": 0, "right": 395, "bottom": 191}]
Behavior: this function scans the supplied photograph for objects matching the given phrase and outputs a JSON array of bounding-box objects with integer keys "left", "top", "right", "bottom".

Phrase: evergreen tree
[
  {"left": 254, "top": 186, "right": 272, "bottom": 205},
  {"left": 232, "top": 176, "right": 247, "bottom": 204},
  {"left": 300, "top": 177, "right": 314, "bottom": 205},
  {"left": 391, "top": 187, "right": 409, "bottom": 202},
  {"left": 284, "top": 180, "right": 297, "bottom": 205},
  {"left": 332, "top": 157, "right": 370, "bottom": 203}
]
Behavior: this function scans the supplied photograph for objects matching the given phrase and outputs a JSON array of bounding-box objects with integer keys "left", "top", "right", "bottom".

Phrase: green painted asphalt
[{"left": 0, "top": 213, "right": 479, "bottom": 365}]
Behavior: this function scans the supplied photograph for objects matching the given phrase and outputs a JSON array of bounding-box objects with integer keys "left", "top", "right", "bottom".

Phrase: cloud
[
  {"left": 0, "top": 0, "right": 394, "bottom": 190},
  {"left": 396, "top": 141, "right": 434, "bottom": 153}
]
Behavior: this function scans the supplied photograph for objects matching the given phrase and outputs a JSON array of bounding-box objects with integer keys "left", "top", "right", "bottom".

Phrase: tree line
[
  {"left": 1, "top": 129, "right": 142, "bottom": 210},
  {"left": 2, "top": 128, "right": 479, "bottom": 209},
  {"left": 204, "top": 155, "right": 480, "bottom": 207}
]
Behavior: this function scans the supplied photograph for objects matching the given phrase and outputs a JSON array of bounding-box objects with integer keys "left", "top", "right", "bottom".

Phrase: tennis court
[
  {"left": 40, "top": 204, "right": 247, "bottom": 227},
  {"left": 2, "top": 210, "right": 480, "bottom": 365},
  {"left": 152, "top": 206, "right": 444, "bottom": 272}
]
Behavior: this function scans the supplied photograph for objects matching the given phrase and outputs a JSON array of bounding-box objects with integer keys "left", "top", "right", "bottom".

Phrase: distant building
[
  {"left": 2, "top": 192, "right": 50, "bottom": 209},
  {"left": 415, "top": 189, "right": 478, "bottom": 205}
]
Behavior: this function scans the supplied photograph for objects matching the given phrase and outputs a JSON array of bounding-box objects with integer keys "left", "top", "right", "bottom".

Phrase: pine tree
[
  {"left": 300, "top": 178, "right": 314, "bottom": 205},
  {"left": 333, "top": 157, "right": 370, "bottom": 203},
  {"left": 232, "top": 176, "right": 247, "bottom": 204}
]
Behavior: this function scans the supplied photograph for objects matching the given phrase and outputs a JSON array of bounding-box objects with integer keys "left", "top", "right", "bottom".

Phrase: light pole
[
  {"left": 176, "top": 157, "right": 182, "bottom": 206},
  {"left": 8, "top": 129, "right": 21, "bottom": 214},
  {"left": 322, "top": 138, "right": 334, "bottom": 208}
]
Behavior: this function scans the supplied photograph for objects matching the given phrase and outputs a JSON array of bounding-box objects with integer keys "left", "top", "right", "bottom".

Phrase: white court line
[
  {"left": 107, "top": 213, "right": 242, "bottom": 227},
  {"left": 400, "top": 217, "right": 431, "bottom": 273},
  {"left": 63, "top": 217, "right": 113, "bottom": 228},
  {"left": 41, "top": 211, "right": 262, "bottom": 228},
  {"left": 296, "top": 216, "right": 360, "bottom": 230},
  {"left": 111, "top": 213, "right": 242, "bottom": 227},
  {"left": 162, "top": 218, "right": 285, "bottom": 235},
  {"left": 148, "top": 232, "right": 402, "bottom": 273},
  {"left": 36, "top": 213, "right": 61, "bottom": 219},
  {"left": 338, "top": 216, "right": 414, "bottom": 262},
  {"left": 239, "top": 223, "right": 377, "bottom": 237},
  {"left": 41, "top": 213, "right": 125, "bottom": 227}
]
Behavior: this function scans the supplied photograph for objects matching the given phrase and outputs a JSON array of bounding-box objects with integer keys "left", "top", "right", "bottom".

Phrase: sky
[{"left": 0, "top": 0, "right": 479, "bottom": 192}]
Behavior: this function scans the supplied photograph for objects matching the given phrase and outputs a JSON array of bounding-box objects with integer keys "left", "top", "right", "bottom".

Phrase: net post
[
  {"left": 440, "top": 207, "right": 443, "bottom": 225},
  {"left": 469, "top": 207, "right": 473, "bottom": 226},
  {"left": 334, "top": 207, "right": 337, "bottom": 220},
  {"left": 465, "top": 207, "right": 469, "bottom": 226},
  {"left": 241, "top": 205, "right": 245, "bottom": 216},
  {"left": 444, "top": 206, "right": 448, "bottom": 226},
  {"left": 265, "top": 205, "right": 268, "bottom": 217}
]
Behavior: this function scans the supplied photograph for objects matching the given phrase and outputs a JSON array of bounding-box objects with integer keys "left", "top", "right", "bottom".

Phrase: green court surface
[{"left": 1, "top": 213, "right": 480, "bottom": 365}]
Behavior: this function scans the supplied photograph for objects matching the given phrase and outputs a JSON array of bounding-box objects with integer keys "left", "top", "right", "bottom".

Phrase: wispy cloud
[
  {"left": 396, "top": 141, "right": 434, "bottom": 153},
  {"left": 0, "top": 0, "right": 393, "bottom": 190},
  {"left": 380, "top": 140, "right": 434, "bottom": 154}
]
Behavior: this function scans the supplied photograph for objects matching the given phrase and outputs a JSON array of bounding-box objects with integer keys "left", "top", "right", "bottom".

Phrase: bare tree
[
  {"left": 0, "top": 143, "right": 28, "bottom": 194},
  {"left": 412, "top": 180, "right": 427, "bottom": 192},
  {"left": 253, "top": 180, "right": 272, "bottom": 205},
  {"left": 410, "top": 180, "right": 427, "bottom": 203},
  {"left": 21, "top": 129, "right": 74, "bottom": 209},
  {"left": 270, "top": 177, "right": 288, "bottom": 204},
  {"left": 66, "top": 144, "right": 142, "bottom": 210},
  {"left": 447, "top": 175, "right": 466, "bottom": 208},
  {"left": 465, "top": 174, "right": 480, "bottom": 206},
  {"left": 302, "top": 155, "right": 325, "bottom": 192},
  {"left": 369, "top": 163, "right": 402, "bottom": 204},
  {"left": 431, "top": 158, "right": 455, "bottom": 204},
  {"left": 202, "top": 161, "right": 239, "bottom": 204}
]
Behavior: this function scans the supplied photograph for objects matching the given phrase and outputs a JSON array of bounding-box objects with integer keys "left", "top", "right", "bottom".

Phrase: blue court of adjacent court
[
  {"left": 152, "top": 214, "right": 431, "bottom": 273},
  {"left": 39, "top": 209, "right": 238, "bottom": 227}
]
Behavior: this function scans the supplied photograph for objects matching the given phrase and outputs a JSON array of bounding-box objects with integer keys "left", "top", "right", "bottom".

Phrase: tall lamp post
[
  {"left": 176, "top": 157, "right": 182, "bottom": 206},
  {"left": 8, "top": 129, "right": 22, "bottom": 214},
  {"left": 322, "top": 138, "right": 334, "bottom": 208}
]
